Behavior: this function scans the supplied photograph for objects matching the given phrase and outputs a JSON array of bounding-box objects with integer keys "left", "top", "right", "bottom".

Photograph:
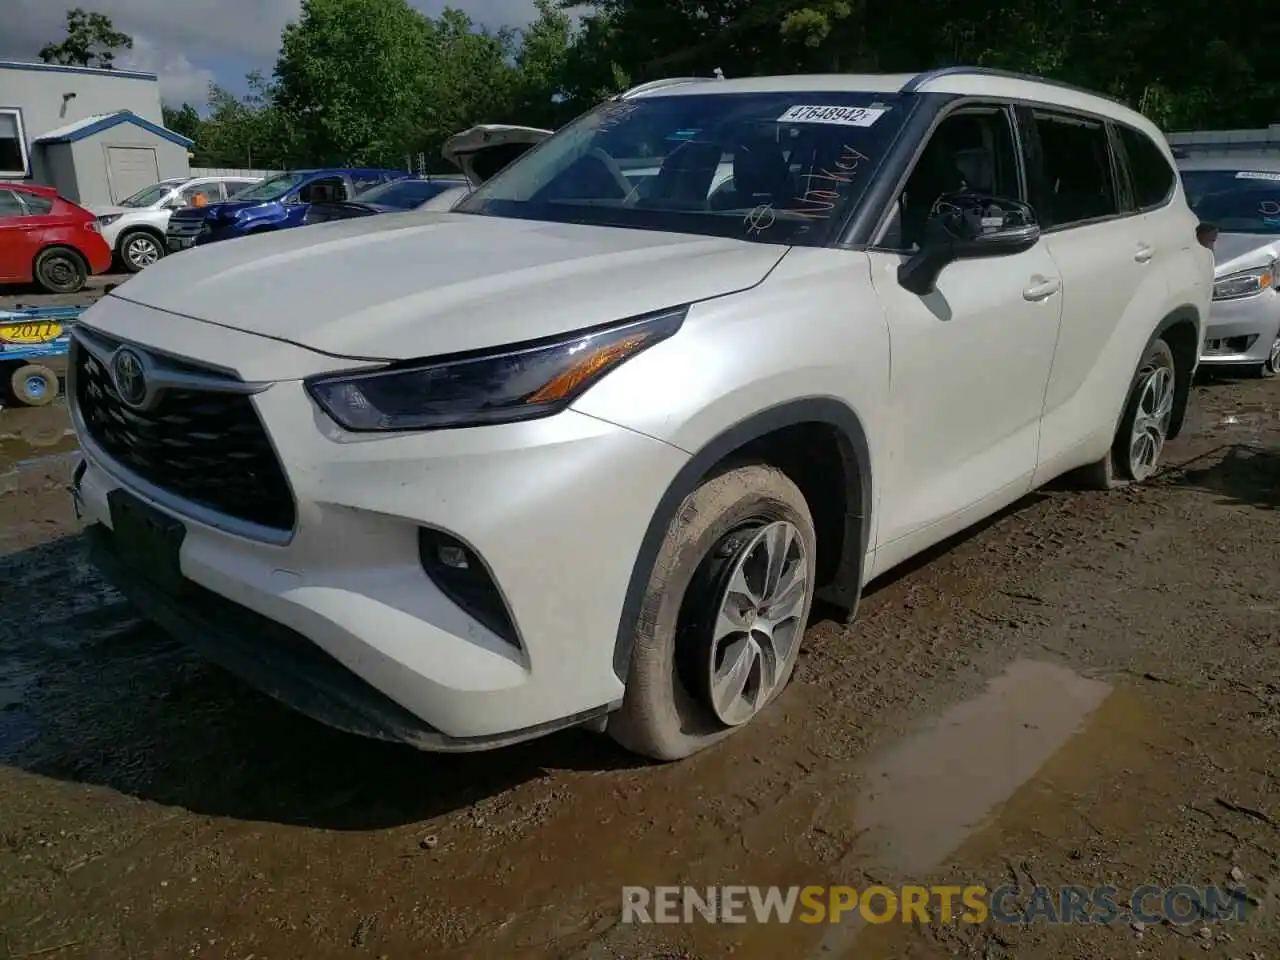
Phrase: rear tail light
[
  {"left": 85, "top": 220, "right": 101, "bottom": 234},
  {"left": 1196, "top": 222, "right": 1218, "bottom": 249}
]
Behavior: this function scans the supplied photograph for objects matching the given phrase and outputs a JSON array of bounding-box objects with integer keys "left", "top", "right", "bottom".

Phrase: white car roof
[{"left": 623, "top": 69, "right": 1164, "bottom": 147}]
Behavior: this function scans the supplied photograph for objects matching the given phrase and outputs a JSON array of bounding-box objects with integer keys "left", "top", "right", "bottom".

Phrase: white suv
[
  {"left": 68, "top": 69, "right": 1212, "bottom": 760},
  {"left": 91, "top": 176, "right": 260, "bottom": 272}
]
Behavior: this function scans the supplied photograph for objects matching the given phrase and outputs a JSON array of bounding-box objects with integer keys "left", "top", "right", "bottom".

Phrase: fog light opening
[{"left": 418, "top": 528, "right": 520, "bottom": 649}]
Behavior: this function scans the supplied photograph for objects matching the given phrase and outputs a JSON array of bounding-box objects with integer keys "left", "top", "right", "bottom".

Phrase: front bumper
[
  {"left": 71, "top": 347, "right": 688, "bottom": 747},
  {"left": 1200, "top": 288, "right": 1280, "bottom": 365}
]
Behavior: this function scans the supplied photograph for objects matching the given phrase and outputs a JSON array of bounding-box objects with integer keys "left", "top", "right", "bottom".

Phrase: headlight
[
  {"left": 96, "top": 214, "right": 122, "bottom": 226},
  {"left": 306, "top": 306, "right": 687, "bottom": 432},
  {"left": 1213, "top": 264, "right": 1275, "bottom": 301}
]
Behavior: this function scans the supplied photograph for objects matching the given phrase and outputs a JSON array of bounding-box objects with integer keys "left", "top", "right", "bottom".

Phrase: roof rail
[
  {"left": 902, "top": 66, "right": 1127, "bottom": 106},
  {"left": 614, "top": 76, "right": 717, "bottom": 100}
]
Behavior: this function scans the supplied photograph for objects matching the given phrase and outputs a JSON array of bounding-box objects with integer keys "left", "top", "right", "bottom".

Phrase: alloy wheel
[
  {"left": 1128, "top": 359, "right": 1175, "bottom": 481},
  {"left": 701, "top": 520, "right": 809, "bottom": 727},
  {"left": 126, "top": 235, "right": 161, "bottom": 269}
]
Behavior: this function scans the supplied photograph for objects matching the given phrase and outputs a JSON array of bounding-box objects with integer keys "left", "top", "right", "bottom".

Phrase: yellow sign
[{"left": 0, "top": 321, "right": 62, "bottom": 345}]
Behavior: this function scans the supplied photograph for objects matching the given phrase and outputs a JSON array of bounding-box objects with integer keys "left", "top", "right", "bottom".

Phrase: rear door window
[{"left": 1030, "top": 112, "right": 1121, "bottom": 228}]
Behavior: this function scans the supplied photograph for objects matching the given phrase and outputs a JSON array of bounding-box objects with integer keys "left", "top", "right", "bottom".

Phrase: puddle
[
  {"left": 0, "top": 406, "right": 79, "bottom": 497},
  {"left": 814, "top": 659, "right": 1112, "bottom": 956},
  {"left": 0, "top": 659, "right": 40, "bottom": 759}
]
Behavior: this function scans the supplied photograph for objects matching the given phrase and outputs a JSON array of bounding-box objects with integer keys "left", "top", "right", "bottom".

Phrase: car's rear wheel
[
  {"left": 608, "top": 463, "right": 816, "bottom": 761},
  {"left": 1078, "top": 337, "right": 1178, "bottom": 488},
  {"left": 120, "top": 230, "right": 163, "bottom": 272},
  {"left": 33, "top": 247, "right": 88, "bottom": 294}
]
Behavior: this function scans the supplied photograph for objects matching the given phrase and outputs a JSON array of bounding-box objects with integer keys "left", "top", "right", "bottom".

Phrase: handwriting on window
[{"left": 782, "top": 145, "right": 872, "bottom": 221}]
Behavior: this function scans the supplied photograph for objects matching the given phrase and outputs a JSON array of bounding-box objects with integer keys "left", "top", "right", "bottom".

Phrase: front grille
[
  {"left": 73, "top": 340, "right": 297, "bottom": 532},
  {"left": 166, "top": 217, "right": 204, "bottom": 239}
]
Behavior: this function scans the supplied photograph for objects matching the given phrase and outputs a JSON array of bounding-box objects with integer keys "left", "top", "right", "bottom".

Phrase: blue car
[
  {"left": 302, "top": 176, "right": 472, "bottom": 225},
  {"left": 164, "top": 168, "right": 408, "bottom": 250}
]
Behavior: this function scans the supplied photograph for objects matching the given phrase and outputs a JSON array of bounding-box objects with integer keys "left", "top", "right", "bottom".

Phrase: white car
[
  {"left": 68, "top": 69, "right": 1212, "bottom": 761},
  {"left": 91, "top": 176, "right": 260, "bottom": 271}
]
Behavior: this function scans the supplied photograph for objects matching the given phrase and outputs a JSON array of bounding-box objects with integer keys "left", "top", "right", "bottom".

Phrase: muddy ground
[{"left": 1, "top": 280, "right": 1278, "bottom": 959}]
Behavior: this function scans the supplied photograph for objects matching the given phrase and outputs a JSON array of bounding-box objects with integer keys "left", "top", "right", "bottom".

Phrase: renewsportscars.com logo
[{"left": 621, "top": 884, "right": 1250, "bottom": 925}]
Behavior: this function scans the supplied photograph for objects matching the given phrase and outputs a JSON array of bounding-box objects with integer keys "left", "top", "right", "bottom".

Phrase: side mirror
[{"left": 898, "top": 194, "right": 1041, "bottom": 296}]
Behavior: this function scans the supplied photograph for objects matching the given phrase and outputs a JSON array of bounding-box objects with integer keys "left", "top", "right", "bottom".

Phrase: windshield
[
  {"left": 354, "top": 178, "right": 467, "bottom": 209},
  {"left": 120, "top": 181, "right": 183, "bottom": 208},
  {"left": 231, "top": 172, "right": 308, "bottom": 202},
  {"left": 455, "top": 91, "right": 909, "bottom": 246},
  {"left": 1182, "top": 169, "right": 1280, "bottom": 235}
]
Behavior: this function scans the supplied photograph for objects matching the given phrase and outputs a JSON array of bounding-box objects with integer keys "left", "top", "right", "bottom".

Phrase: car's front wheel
[
  {"left": 120, "top": 230, "right": 163, "bottom": 272},
  {"left": 609, "top": 463, "right": 816, "bottom": 761},
  {"left": 1078, "top": 337, "right": 1179, "bottom": 488}
]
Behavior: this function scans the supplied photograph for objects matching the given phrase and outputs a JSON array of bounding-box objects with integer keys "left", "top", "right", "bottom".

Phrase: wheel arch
[
  {"left": 611, "top": 396, "right": 872, "bottom": 681},
  {"left": 31, "top": 243, "right": 88, "bottom": 284},
  {"left": 116, "top": 223, "right": 166, "bottom": 255},
  {"left": 32, "top": 242, "right": 87, "bottom": 269}
]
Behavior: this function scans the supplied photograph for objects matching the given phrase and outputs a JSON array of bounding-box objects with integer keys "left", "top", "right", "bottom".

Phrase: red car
[{"left": 0, "top": 183, "right": 113, "bottom": 294}]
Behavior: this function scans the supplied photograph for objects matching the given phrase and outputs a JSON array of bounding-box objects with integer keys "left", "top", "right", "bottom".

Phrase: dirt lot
[{"left": 1, "top": 280, "right": 1278, "bottom": 959}]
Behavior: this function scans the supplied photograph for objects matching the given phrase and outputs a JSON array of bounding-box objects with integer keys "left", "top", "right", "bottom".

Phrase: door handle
[
  {"left": 1022, "top": 277, "right": 1061, "bottom": 302},
  {"left": 1134, "top": 244, "right": 1155, "bottom": 263}
]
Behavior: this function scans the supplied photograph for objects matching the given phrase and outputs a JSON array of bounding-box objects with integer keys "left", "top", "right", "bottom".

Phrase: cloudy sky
[{"left": 0, "top": 0, "right": 547, "bottom": 108}]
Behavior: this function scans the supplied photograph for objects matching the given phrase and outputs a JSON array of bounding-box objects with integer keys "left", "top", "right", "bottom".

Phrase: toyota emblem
[{"left": 111, "top": 348, "right": 148, "bottom": 408}]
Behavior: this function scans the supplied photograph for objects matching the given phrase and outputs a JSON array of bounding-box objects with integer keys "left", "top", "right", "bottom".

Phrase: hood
[
  {"left": 107, "top": 212, "right": 787, "bottom": 360},
  {"left": 443, "top": 124, "right": 553, "bottom": 186},
  {"left": 1212, "top": 232, "right": 1280, "bottom": 276},
  {"left": 88, "top": 203, "right": 133, "bottom": 217}
]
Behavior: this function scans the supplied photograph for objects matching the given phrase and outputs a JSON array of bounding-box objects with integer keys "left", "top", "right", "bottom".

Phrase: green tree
[
  {"left": 196, "top": 75, "right": 295, "bottom": 169},
  {"left": 162, "top": 103, "right": 203, "bottom": 142},
  {"left": 274, "top": 0, "right": 438, "bottom": 166},
  {"left": 39, "top": 8, "right": 134, "bottom": 69}
]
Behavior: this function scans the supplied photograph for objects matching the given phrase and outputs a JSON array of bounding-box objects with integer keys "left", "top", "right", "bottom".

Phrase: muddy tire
[
  {"left": 9, "top": 364, "right": 59, "bottom": 406},
  {"left": 1077, "top": 337, "right": 1178, "bottom": 489},
  {"left": 33, "top": 247, "right": 87, "bottom": 294},
  {"left": 608, "top": 463, "right": 816, "bottom": 761}
]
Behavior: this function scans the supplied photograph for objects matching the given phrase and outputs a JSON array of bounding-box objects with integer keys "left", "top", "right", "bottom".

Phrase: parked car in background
[
  {"left": 0, "top": 183, "right": 112, "bottom": 293},
  {"left": 91, "top": 175, "right": 260, "bottom": 272},
  {"left": 301, "top": 126, "right": 555, "bottom": 225},
  {"left": 302, "top": 176, "right": 470, "bottom": 225},
  {"left": 69, "top": 70, "right": 1210, "bottom": 763},
  {"left": 165, "top": 168, "right": 409, "bottom": 250},
  {"left": 1178, "top": 153, "right": 1280, "bottom": 376}
]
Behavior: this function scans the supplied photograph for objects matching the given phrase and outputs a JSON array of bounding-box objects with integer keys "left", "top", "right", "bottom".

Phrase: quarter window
[
  {"left": 1031, "top": 112, "right": 1120, "bottom": 228},
  {"left": 0, "top": 188, "right": 24, "bottom": 218},
  {"left": 0, "top": 109, "right": 29, "bottom": 178},
  {"left": 18, "top": 191, "right": 52, "bottom": 215},
  {"left": 1117, "top": 125, "right": 1176, "bottom": 210}
]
